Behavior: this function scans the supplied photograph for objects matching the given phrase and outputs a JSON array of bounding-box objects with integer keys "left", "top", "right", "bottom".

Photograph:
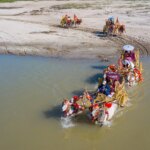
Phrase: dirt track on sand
[
  {"left": 53, "top": 24, "right": 150, "bottom": 56},
  {"left": 0, "top": 0, "right": 150, "bottom": 59}
]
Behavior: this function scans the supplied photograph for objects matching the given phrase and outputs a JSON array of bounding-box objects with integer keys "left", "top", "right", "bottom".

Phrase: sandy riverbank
[{"left": 0, "top": 0, "right": 150, "bottom": 59}]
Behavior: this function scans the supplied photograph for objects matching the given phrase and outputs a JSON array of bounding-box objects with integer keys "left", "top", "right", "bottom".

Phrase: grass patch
[
  {"left": 51, "top": 3, "right": 92, "bottom": 9},
  {"left": 0, "top": 0, "right": 16, "bottom": 2}
]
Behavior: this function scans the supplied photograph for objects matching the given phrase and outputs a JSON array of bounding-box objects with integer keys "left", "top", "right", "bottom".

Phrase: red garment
[
  {"left": 73, "top": 95, "right": 79, "bottom": 101},
  {"left": 105, "top": 102, "right": 112, "bottom": 108},
  {"left": 105, "top": 110, "right": 109, "bottom": 115},
  {"left": 73, "top": 103, "right": 79, "bottom": 109}
]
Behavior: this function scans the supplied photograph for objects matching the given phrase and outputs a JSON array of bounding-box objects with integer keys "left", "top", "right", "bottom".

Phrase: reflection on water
[{"left": 0, "top": 55, "right": 149, "bottom": 150}]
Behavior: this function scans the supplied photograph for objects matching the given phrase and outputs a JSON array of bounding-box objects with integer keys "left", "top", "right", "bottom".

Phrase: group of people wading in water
[{"left": 62, "top": 44, "right": 143, "bottom": 126}]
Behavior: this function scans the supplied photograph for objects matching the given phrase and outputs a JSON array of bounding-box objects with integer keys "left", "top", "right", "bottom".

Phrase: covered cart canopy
[{"left": 123, "top": 45, "right": 134, "bottom": 52}]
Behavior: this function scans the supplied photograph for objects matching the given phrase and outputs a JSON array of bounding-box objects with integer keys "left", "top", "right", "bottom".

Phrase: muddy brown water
[{"left": 0, "top": 55, "right": 149, "bottom": 150}]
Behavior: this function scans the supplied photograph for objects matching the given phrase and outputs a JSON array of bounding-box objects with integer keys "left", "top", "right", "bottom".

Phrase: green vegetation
[{"left": 0, "top": 0, "right": 16, "bottom": 2}]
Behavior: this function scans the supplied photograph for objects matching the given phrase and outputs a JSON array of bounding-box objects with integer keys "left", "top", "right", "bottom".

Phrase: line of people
[
  {"left": 61, "top": 44, "right": 143, "bottom": 126},
  {"left": 61, "top": 14, "right": 82, "bottom": 27},
  {"left": 103, "top": 16, "right": 126, "bottom": 35}
]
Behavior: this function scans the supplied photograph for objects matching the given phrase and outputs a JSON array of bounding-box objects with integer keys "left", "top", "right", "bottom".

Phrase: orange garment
[
  {"left": 118, "top": 57, "right": 123, "bottom": 69},
  {"left": 134, "top": 68, "right": 143, "bottom": 82},
  {"left": 86, "top": 93, "right": 92, "bottom": 100},
  {"left": 92, "top": 103, "right": 99, "bottom": 109}
]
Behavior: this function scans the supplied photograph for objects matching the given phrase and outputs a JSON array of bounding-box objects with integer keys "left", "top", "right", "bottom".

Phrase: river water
[{"left": 0, "top": 55, "right": 149, "bottom": 150}]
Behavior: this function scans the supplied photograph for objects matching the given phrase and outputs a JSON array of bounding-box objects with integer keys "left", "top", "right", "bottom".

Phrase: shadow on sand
[
  {"left": 93, "top": 31, "right": 107, "bottom": 37},
  {"left": 93, "top": 31, "right": 117, "bottom": 38}
]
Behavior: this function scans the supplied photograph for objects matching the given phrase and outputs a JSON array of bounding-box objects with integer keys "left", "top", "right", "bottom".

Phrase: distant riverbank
[{"left": 0, "top": 0, "right": 15, "bottom": 3}]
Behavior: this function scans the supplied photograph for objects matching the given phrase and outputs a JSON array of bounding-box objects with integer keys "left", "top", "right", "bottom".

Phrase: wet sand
[{"left": 0, "top": 0, "right": 150, "bottom": 59}]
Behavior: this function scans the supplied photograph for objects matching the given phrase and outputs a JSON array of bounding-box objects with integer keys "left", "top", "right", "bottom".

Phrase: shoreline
[
  {"left": 0, "top": 0, "right": 150, "bottom": 59},
  {"left": 0, "top": 30, "right": 148, "bottom": 60},
  {"left": 0, "top": 48, "right": 117, "bottom": 61}
]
